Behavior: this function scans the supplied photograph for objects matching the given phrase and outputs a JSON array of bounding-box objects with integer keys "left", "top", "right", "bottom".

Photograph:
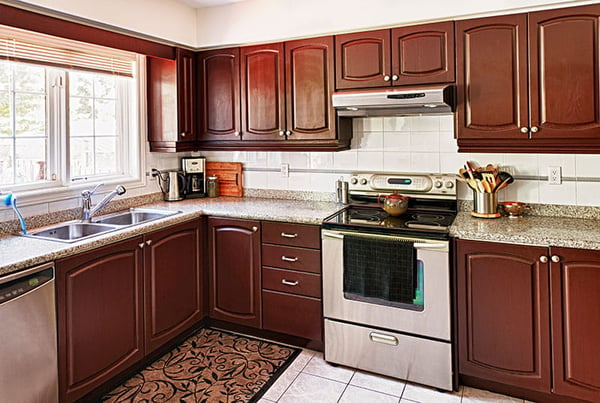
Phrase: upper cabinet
[
  {"left": 456, "top": 4, "right": 600, "bottom": 153},
  {"left": 198, "top": 36, "right": 351, "bottom": 150},
  {"left": 335, "top": 21, "right": 455, "bottom": 90},
  {"left": 147, "top": 48, "right": 197, "bottom": 152}
]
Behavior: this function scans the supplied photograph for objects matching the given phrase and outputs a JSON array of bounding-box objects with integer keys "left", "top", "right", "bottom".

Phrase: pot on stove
[{"left": 378, "top": 192, "right": 409, "bottom": 216}]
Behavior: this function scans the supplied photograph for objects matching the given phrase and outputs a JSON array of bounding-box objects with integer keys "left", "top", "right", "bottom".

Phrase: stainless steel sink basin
[
  {"left": 93, "top": 208, "right": 179, "bottom": 226},
  {"left": 27, "top": 222, "right": 120, "bottom": 243}
]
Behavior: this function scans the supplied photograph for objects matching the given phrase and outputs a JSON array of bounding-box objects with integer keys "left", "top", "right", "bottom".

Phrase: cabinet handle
[
  {"left": 391, "top": 74, "right": 399, "bottom": 81},
  {"left": 530, "top": 126, "right": 539, "bottom": 133},
  {"left": 281, "top": 256, "right": 298, "bottom": 262},
  {"left": 520, "top": 127, "right": 529, "bottom": 133},
  {"left": 369, "top": 332, "right": 398, "bottom": 346},
  {"left": 280, "top": 232, "right": 298, "bottom": 238},
  {"left": 281, "top": 279, "right": 299, "bottom": 286},
  {"left": 551, "top": 255, "right": 561, "bottom": 263},
  {"left": 383, "top": 75, "right": 391, "bottom": 82},
  {"left": 285, "top": 130, "right": 291, "bottom": 136},
  {"left": 279, "top": 131, "right": 285, "bottom": 136},
  {"left": 146, "top": 239, "right": 152, "bottom": 246},
  {"left": 252, "top": 226, "right": 258, "bottom": 232},
  {"left": 138, "top": 242, "right": 145, "bottom": 249},
  {"left": 539, "top": 256, "right": 548, "bottom": 263}
]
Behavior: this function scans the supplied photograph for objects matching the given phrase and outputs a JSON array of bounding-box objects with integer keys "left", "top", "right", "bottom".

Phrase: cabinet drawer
[
  {"left": 262, "top": 267, "right": 321, "bottom": 298},
  {"left": 262, "top": 244, "right": 321, "bottom": 274},
  {"left": 262, "top": 290, "right": 322, "bottom": 341},
  {"left": 262, "top": 221, "right": 320, "bottom": 249}
]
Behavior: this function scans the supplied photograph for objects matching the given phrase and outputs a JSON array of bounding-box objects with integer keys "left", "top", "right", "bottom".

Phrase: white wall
[
  {"left": 195, "top": 0, "right": 595, "bottom": 47},
  {"left": 8, "top": 0, "right": 198, "bottom": 46}
]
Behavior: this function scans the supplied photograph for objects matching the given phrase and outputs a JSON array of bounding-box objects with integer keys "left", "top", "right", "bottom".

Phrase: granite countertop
[
  {"left": 0, "top": 196, "right": 342, "bottom": 277},
  {"left": 450, "top": 211, "right": 600, "bottom": 250}
]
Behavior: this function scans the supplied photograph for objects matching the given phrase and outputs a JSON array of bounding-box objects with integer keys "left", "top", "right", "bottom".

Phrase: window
[{"left": 0, "top": 26, "right": 141, "bottom": 194}]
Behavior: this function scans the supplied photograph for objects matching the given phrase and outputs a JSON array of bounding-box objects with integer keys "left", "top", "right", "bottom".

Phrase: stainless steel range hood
[{"left": 333, "top": 84, "right": 455, "bottom": 117}]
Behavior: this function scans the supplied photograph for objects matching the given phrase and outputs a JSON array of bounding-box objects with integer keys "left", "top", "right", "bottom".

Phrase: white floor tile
[
  {"left": 349, "top": 371, "right": 406, "bottom": 397},
  {"left": 462, "top": 386, "right": 523, "bottom": 402},
  {"left": 339, "top": 385, "right": 400, "bottom": 403},
  {"left": 287, "top": 349, "right": 316, "bottom": 372},
  {"left": 302, "top": 353, "right": 355, "bottom": 383},
  {"left": 402, "top": 383, "right": 462, "bottom": 403},
  {"left": 261, "top": 369, "right": 300, "bottom": 401},
  {"left": 278, "top": 373, "right": 346, "bottom": 403}
]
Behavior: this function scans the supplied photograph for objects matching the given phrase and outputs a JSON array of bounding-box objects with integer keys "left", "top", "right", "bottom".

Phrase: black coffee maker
[{"left": 181, "top": 157, "right": 206, "bottom": 198}]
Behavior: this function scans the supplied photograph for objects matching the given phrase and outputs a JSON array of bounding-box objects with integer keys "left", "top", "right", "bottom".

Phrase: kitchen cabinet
[
  {"left": 57, "top": 219, "right": 203, "bottom": 402},
  {"left": 208, "top": 217, "right": 262, "bottom": 328},
  {"left": 261, "top": 221, "right": 322, "bottom": 341},
  {"left": 197, "top": 47, "right": 241, "bottom": 142},
  {"left": 147, "top": 48, "right": 197, "bottom": 152},
  {"left": 456, "top": 239, "right": 600, "bottom": 401},
  {"left": 456, "top": 4, "right": 600, "bottom": 153},
  {"left": 335, "top": 21, "right": 455, "bottom": 90}
]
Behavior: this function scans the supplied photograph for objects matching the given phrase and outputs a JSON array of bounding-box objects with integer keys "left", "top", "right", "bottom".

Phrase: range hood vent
[{"left": 333, "top": 84, "right": 455, "bottom": 117}]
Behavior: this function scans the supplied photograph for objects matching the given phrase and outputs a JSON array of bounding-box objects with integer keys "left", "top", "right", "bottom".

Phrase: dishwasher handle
[{"left": 0, "top": 262, "right": 54, "bottom": 305}]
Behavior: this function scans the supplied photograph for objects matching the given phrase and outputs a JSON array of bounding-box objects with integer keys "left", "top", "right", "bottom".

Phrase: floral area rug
[{"left": 102, "top": 327, "right": 300, "bottom": 403}]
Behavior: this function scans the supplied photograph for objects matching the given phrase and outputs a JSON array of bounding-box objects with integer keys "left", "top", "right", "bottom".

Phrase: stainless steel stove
[{"left": 322, "top": 172, "right": 458, "bottom": 391}]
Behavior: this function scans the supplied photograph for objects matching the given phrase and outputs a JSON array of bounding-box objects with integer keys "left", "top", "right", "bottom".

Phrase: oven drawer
[
  {"left": 262, "top": 222, "right": 320, "bottom": 249},
  {"left": 324, "top": 319, "right": 452, "bottom": 391},
  {"left": 262, "top": 267, "right": 321, "bottom": 298},
  {"left": 262, "top": 244, "right": 321, "bottom": 273},
  {"left": 263, "top": 290, "right": 322, "bottom": 340}
]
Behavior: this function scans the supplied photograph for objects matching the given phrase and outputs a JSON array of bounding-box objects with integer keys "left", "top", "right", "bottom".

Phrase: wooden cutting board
[{"left": 206, "top": 162, "right": 243, "bottom": 197}]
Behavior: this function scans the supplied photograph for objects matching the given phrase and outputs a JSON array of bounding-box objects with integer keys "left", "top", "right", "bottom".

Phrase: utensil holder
[{"left": 471, "top": 191, "right": 501, "bottom": 218}]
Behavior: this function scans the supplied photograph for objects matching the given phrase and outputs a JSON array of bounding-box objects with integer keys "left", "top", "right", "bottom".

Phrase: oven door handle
[{"left": 322, "top": 230, "right": 447, "bottom": 250}]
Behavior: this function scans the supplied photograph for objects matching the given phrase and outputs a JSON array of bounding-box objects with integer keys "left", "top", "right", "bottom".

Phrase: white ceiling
[{"left": 176, "top": 0, "right": 247, "bottom": 8}]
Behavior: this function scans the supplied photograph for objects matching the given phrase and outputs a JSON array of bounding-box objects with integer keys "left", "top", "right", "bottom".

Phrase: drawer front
[
  {"left": 263, "top": 290, "right": 322, "bottom": 341},
  {"left": 262, "top": 244, "right": 321, "bottom": 274},
  {"left": 262, "top": 221, "right": 321, "bottom": 249},
  {"left": 262, "top": 267, "right": 321, "bottom": 298}
]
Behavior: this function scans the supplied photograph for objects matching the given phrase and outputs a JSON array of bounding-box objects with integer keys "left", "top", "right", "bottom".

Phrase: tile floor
[{"left": 259, "top": 350, "right": 529, "bottom": 403}]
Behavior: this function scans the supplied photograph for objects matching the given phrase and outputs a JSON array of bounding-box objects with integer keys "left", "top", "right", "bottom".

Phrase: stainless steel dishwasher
[{"left": 0, "top": 262, "right": 58, "bottom": 403}]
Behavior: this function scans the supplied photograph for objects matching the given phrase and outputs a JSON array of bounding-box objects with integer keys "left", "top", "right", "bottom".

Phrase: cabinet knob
[
  {"left": 180, "top": 132, "right": 186, "bottom": 137},
  {"left": 520, "top": 127, "right": 529, "bottom": 133},
  {"left": 530, "top": 126, "right": 539, "bottom": 133},
  {"left": 383, "top": 75, "right": 391, "bottom": 82},
  {"left": 551, "top": 255, "right": 561, "bottom": 263},
  {"left": 146, "top": 240, "right": 152, "bottom": 246},
  {"left": 285, "top": 130, "right": 291, "bottom": 136},
  {"left": 251, "top": 226, "right": 258, "bottom": 232},
  {"left": 539, "top": 256, "right": 548, "bottom": 263},
  {"left": 234, "top": 131, "right": 240, "bottom": 136},
  {"left": 138, "top": 242, "right": 145, "bottom": 249},
  {"left": 281, "top": 256, "right": 299, "bottom": 262},
  {"left": 279, "top": 131, "right": 285, "bottom": 136},
  {"left": 391, "top": 74, "right": 399, "bottom": 81}
]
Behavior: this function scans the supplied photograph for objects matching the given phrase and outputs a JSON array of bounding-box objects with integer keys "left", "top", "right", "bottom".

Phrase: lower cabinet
[
  {"left": 456, "top": 239, "right": 600, "bottom": 402},
  {"left": 56, "top": 219, "right": 202, "bottom": 402}
]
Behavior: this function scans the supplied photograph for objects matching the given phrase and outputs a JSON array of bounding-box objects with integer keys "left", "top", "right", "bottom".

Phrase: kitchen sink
[
  {"left": 26, "top": 222, "right": 121, "bottom": 243},
  {"left": 25, "top": 208, "right": 181, "bottom": 243},
  {"left": 93, "top": 208, "right": 180, "bottom": 226}
]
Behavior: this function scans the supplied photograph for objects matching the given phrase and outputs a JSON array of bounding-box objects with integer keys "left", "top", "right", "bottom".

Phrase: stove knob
[
  {"left": 434, "top": 180, "right": 443, "bottom": 188},
  {"left": 445, "top": 181, "right": 454, "bottom": 189},
  {"left": 360, "top": 178, "right": 368, "bottom": 185},
  {"left": 350, "top": 177, "right": 358, "bottom": 185}
]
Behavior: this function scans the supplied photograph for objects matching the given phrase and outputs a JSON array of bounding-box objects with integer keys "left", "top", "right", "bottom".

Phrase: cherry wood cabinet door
[
  {"left": 456, "top": 240, "right": 551, "bottom": 393},
  {"left": 56, "top": 237, "right": 144, "bottom": 403},
  {"left": 550, "top": 247, "right": 600, "bottom": 401},
  {"left": 198, "top": 48, "right": 241, "bottom": 141},
  {"left": 529, "top": 4, "right": 600, "bottom": 140},
  {"left": 241, "top": 43, "right": 285, "bottom": 141},
  {"left": 285, "top": 36, "right": 336, "bottom": 141},
  {"left": 391, "top": 21, "right": 455, "bottom": 86},
  {"left": 335, "top": 29, "right": 390, "bottom": 89},
  {"left": 176, "top": 48, "right": 196, "bottom": 142},
  {"left": 456, "top": 15, "right": 529, "bottom": 140},
  {"left": 208, "top": 217, "right": 261, "bottom": 328},
  {"left": 143, "top": 219, "right": 203, "bottom": 355}
]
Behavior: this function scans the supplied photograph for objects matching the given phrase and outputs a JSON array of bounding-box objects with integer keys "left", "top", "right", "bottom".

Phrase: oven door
[{"left": 322, "top": 229, "right": 451, "bottom": 341}]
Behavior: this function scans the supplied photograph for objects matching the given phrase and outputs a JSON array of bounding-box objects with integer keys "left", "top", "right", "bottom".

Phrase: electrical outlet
[
  {"left": 548, "top": 166, "right": 562, "bottom": 185},
  {"left": 280, "top": 163, "right": 289, "bottom": 178}
]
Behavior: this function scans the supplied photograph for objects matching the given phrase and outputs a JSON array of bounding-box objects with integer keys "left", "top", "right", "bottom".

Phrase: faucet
[{"left": 81, "top": 184, "right": 127, "bottom": 222}]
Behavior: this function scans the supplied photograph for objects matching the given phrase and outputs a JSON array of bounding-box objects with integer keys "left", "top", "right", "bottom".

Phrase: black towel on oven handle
[{"left": 343, "top": 234, "right": 416, "bottom": 305}]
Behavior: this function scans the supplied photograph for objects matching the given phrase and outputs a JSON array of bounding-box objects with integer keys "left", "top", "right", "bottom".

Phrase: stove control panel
[{"left": 349, "top": 173, "right": 457, "bottom": 196}]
